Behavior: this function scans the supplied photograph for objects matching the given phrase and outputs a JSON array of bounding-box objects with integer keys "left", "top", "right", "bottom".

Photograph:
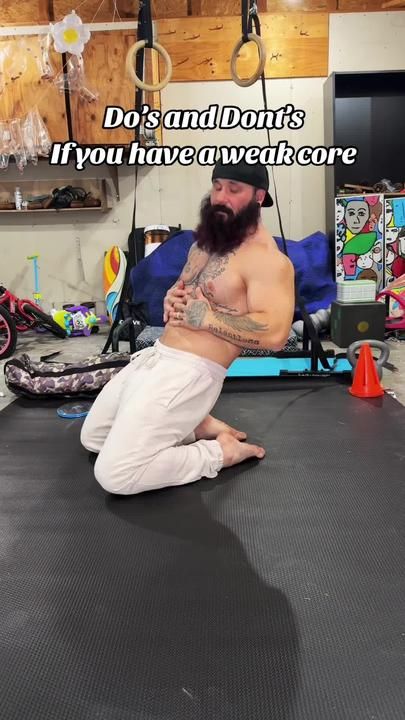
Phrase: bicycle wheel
[
  {"left": 0, "top": 305, "right": 17, "bottom": 359},
  {"left": 20, "top": 303, "right": 67, "bottom": 338}
]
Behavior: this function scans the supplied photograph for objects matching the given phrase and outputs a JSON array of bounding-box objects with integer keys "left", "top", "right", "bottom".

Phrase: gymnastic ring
[
  {"left": 126, "top": 40, "right": 173, "bottom": 92},
  {"left": 230, "top": 33, "right": 267, "bottom": 88}
]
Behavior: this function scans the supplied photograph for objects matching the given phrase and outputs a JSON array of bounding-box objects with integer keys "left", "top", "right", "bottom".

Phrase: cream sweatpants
[{"left": 80, "top": 340, "right": 226, "bottom": 495}]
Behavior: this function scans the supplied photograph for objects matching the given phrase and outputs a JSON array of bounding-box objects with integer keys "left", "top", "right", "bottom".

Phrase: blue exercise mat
[{"left": 226, "top": 356, "right": 352, "bottom": 377}]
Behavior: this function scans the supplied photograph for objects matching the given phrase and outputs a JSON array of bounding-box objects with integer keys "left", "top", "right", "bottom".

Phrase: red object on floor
[{"left": 349, "top": 343, "right": 384, "bottom": 398}]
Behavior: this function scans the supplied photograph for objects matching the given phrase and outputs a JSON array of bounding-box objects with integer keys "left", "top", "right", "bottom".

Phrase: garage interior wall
[{"left": 1, "top": 11, "right": 404, "bottom": 310}]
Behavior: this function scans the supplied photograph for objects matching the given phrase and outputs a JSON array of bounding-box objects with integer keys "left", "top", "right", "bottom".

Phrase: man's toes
[
  {"left": 217, "top": 433, "right": 265, "bottom": 467},
  {"left": 230, "top": 429, "right": 247, "bottom": 440},
  {"left": 247, "top": 444, "right": 265, "bottom": 459}
]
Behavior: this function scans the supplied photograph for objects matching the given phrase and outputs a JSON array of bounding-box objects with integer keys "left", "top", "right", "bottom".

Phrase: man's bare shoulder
[{"left": 239, "top": 236, "right": 294, "bottom": 279}]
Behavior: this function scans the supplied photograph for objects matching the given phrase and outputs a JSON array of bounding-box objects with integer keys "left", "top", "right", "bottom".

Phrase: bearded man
[{"left": 81, "top": 159, "right": 295, "bottom": 495}]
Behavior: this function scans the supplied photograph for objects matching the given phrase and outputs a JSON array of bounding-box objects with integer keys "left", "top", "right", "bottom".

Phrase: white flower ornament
[{"left": 50, "top": 11, "right": 91, "bottom": 56}]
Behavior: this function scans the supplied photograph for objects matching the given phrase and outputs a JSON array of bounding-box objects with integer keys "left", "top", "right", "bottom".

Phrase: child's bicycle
[
  {"left": 0, "top": 284, "right": 67, "bottom": 359},
  {"left": 0, "top": 305, "right": 17, "bottom": 359}
]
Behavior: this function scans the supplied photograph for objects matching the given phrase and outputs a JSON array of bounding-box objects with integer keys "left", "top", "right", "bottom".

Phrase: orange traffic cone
[{"left": 349, "top": 343, "right": 384, "bottom": 398}]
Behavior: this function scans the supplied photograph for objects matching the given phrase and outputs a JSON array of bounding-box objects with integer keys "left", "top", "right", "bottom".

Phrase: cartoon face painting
[
  {"left": 385, "top": 201, "right": 393, "bottom": 228},
  {"left": 386, "top": 247, "right": 396, "bottom": 265},
  {"left": 336, "top": 259, "right": 345, "bottom": 280},
  {"left": 384, "top": 198, "right": 405, "bottom": 282},
  {"left": 399, "top": 229, "right": 405, "bottom": 258},
  {"left": 357, "top": 251, "right": 373, "bottom": 270},
  {"left": 335, "top": 194, "right": 384, "bottom": 290},
  {"left": 336, "top": 200, "right": 345, "bottom": 225},
  {"left": 372, "top": 241, "right": 383, "bottom": 264},
  {"left": 337, "top": 223, "right": 346, "bottom": 242},
  {"left": 385, "top": 226, "right": 400, "bottom": 245},
  {"left": 344, "top": 200, "right": 370, "bottom": 235},
  {"left": 342, "top": 253, "right": 357, "bottom": 276}
]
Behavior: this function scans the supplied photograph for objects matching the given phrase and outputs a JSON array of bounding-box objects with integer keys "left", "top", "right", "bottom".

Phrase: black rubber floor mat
[{"left": 0, "top": 385, "right": 404, "bottom": 720}]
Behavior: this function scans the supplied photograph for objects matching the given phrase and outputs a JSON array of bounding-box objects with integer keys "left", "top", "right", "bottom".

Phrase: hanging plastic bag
[
  {"left": 71, "top": 54, "right": 98, "bottom": 103},
  {"left": 22, "top": 111, "right": 38, "bottom": 165},
  {"left": 0, "top": 121, "right": 12, "bottom": 169},
  {"left": 36, "top": 34, "right": 55, "bottom": 80},
  {"left": 54, "top": 53, "right": 98, "bottom": 103},
  {"left": 9, "top": 118, "right": 27, "bottom": 172},
  {"left": 31, "top": 106, "right": 52, "bottom": 157}
]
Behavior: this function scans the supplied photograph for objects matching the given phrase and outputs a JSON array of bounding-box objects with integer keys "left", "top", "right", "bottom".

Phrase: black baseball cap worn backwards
[{"left": 212, "top": 158, "right": 274, "bottom": 207}]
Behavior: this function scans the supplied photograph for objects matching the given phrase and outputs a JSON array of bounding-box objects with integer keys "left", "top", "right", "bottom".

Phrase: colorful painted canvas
[
  {"left": 384, "top": 197, "right": 405, "bottom": 285},
  {"left": 335, "top": 194, "right": 384, "bottom": 291}
]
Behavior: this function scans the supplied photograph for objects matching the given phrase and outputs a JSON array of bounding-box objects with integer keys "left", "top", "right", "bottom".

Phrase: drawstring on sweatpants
[{"left": 130, "top": 343, "right": 160, "bottom": 369}]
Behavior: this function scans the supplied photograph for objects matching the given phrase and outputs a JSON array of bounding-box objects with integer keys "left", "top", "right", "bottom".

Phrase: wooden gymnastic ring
[
  {"left": 230, "top": 33, "right": 267, "bottom": 87},
  {"left": 126, "top": 39, "right": 172, "bottom": 92}
]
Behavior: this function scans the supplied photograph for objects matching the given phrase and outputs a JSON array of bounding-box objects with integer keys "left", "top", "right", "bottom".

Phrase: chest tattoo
[
  {"left": 184, "top": 251, "right": 239, "bottom": 314},
  {"left": 199, "top": 253, "right": 233, "bottom": 283}
]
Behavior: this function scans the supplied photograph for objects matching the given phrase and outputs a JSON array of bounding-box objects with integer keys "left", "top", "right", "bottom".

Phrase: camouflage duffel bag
[{"left": 4, "top": 352, "right": 130, "bottom": 400}]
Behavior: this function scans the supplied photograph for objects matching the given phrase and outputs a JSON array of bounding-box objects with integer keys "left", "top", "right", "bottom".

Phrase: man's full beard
[{"left": 195, "top": 194, "right": 261, "bottom": 256}]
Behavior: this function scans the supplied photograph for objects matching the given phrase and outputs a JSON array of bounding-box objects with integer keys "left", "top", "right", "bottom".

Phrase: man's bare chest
[{"left": 191, "top": 252, "right": 247, "bottom": 315}]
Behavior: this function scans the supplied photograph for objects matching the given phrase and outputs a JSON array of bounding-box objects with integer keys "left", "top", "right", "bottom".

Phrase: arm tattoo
[
  {"left": 185, "top": 301, "right": 208, "bottom": 328},
  {"left": 211, "top": 300, "right": 239, "bottom": 314},
  {"left": 208, "top": 324, "right": 260, "bottom": 346},
  {"left": 211, "top": 311, "right": 269, "bottom": 333}
]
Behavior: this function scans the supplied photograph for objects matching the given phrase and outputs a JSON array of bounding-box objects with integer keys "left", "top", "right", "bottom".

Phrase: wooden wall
[
  {"left": 0, "top": 29, "right": 160, "bottom": 144},
  {"left": 158, "top": 14, "right": 328, "bottom": 81},
  {"left": 68, "top": 30, "right": 161, "bottom": 145},
  {"left": 0, "top": 35, "right": 68, "bottom": 141}
]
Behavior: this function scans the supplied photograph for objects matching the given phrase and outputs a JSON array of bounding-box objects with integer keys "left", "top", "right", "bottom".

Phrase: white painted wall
[
  {"left": 1, "top": 11, "right": 404, "bottom": 309},
  {"left": 329, "top": 11, "right": 405, "bottom": 72}
]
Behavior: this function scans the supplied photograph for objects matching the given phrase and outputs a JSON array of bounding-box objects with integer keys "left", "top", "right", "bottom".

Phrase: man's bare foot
[
  {"left": 194, "top": 414, "right": 247, "bottom": 441},
  {"left": 217, "top": 431, "right": 265, "bottom": 467}
]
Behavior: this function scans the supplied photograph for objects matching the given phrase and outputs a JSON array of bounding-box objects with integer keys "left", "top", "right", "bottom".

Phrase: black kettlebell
[{"left": 347, "top": 339, "right": 390, "bottom": 380}]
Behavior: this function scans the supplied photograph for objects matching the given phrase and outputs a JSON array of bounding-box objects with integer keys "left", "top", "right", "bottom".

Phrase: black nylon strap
[
  {"left": 242, "top": 0, "right": 250, "bottom": 41},
  {"left": 242, "top": 0, "right": 259, "bottom": 41},
  {"left": 141, "top": 0, "right": 154, "bottom": 48},
  {"left": 245, "top": 2, "right": 331, "bottom": 371},
  {"left": 102, "top": 1, "right": 150, "bottom": 354},
  {"left": 134, "top": 3, "right": 145, "bottom": 145}
]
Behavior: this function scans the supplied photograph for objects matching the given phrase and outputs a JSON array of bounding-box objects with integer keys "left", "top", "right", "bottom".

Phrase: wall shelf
[
  {"left": 0, "top": 178, "right": 111, "bottom": 213},
  {"left": 0, "top": 207, "right": 105, "bottom": 213}
]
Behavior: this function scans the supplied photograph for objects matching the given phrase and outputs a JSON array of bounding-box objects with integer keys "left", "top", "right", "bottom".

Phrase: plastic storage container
[{"left": 144, "top": 225, "right": 170, "bottom": 257}]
